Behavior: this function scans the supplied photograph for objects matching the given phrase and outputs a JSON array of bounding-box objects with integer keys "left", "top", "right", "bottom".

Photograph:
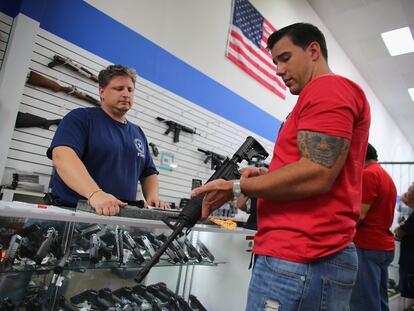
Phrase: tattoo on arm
[{"left": 297, "top": 131, "right": 350, "bottom": 168}]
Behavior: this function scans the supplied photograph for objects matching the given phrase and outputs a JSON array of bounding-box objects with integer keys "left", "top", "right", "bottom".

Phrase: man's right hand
[{"left": 89, "top": 191, "right": 127, "bottom": 216}]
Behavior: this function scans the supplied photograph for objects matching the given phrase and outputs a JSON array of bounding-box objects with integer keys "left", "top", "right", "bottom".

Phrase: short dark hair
[
  {"left": 98, "top": 64, "right": 137, "bottom": 88},
  {"left": 366, "top": 143, "right": 378, "bottom": 161},
  {"left": 267, "top": 23, "right": 328, "bottom": 61}
]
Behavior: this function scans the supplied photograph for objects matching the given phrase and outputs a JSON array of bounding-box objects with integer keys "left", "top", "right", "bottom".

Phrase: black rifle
[
  {"left": 48, "top": 54, "right": 99, "bottom": 83},
  {"left": 156, "top": 117, "right": 197, "bottom": 143},
  {"left": 149, "top": 142, "right": 159, "bottom": 157},
  {"left": 197, "top": 148, "right": 226, "bottom": 170},
  {"left": 122, "top": 231, "right": 145, "bottom": 263},
  {"left": 34, "top": 227, "right": 58, "bottom": 265},
  {"left": 15, "top": 111, "right": 61, "bottom": 129},
  {"left": 182, "top": 236, "right": 203, "bottom": 262},
  {"left": 197, "top": 240, "right": 215, "bottom": 262},
  {"left": 26, "top": 70, "right": 100, "bottom": 106},
  {"left": 134, "top": 136, "right": 268, "bottom": 282},
  {"left": 189, "top": 294, "right": 207, "bottom": 311},
  {"left": 76, "top": 200, "right": 181, "bottom": 221},
  {"left": 248, "top": 155, "right": 270, "bottom": 168}
]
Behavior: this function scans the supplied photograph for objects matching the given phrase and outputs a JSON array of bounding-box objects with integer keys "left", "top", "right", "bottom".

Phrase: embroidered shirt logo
[{"left": 134, "top": 138, "right": 145, "bottom": 158}]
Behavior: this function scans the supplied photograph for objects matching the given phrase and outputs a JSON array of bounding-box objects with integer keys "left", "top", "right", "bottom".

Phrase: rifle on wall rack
[
  {"left": 197, "top": 148, "right": 226, "bottom": 170},
  {"left": 156, "top": 117, "right": 198, "bottom": 143},
  {"left": 15, "top": 112, "right": 61, "bottom": 130},
  {"left": 26, "top": 71, "right": 100, "bottom": 106},
  {"left": 48, "top": 54, "right": 99, "bottom": 83}
]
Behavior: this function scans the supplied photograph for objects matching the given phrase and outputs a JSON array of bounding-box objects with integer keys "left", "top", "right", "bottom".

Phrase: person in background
[
  {"left": 47, "top": 64, "right": 167, "bottom": 214},
  {"left": 192, "top": 22, "right": 370, "bottom": 310},
  {"left": 350, "top": 143, "right": 397, "bottom": 311},
  {"left": 395, "top": 182, "right": 414, "bottom": 299}
]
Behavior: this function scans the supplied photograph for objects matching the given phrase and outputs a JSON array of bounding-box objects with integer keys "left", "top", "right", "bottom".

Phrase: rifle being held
[
  {"left": 26, "top": 71, "right": 100, "bottom": 106},
  {"left": 134, "top": 136, "right": 268, "bottom": 283},
  {"left": 48, "top": 54, "right": 98, "bottom": 83},
  {"left": 197, "top": 148, "right": 226, "bottom": 170},
  {"left": 156, "top": 117, "right": 197, "bottom": 143},
  {"left": 15, "top": 112, "right": 61, "bottom": 130}
]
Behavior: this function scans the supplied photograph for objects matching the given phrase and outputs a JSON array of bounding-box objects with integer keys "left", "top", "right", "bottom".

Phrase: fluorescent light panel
[
  {"left": 408, "top": 88, "right": 414, "bottom": 102},
  {"left": 381, "top": 27, "right": 414, "bottom": 56}
]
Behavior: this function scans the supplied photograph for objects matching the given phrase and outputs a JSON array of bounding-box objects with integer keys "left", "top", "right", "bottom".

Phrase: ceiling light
[
  {"left": 409, "top": 88, "right": 414, "bottom": 102},
  {"left": 381, "top": 27, "right": 414, "bottom": 56}
]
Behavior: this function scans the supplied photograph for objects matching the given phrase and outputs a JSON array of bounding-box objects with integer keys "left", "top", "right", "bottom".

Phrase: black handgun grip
[{"left": 173, "top": 127, "right": 181, "bottom": 143}]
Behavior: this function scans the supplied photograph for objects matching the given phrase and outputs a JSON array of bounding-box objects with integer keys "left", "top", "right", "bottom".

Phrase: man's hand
[
  {"left": 146, "top": 197, "right": 170, "bottom": 209},
  {"left": 239, "top": 166, "right": 267, "bottom": 179},
  {"left": 191, "top": 179, "right": 233, "bottom": 220},
  {"left": 89, "top": 191, "right": 127, "bottom": 216}
]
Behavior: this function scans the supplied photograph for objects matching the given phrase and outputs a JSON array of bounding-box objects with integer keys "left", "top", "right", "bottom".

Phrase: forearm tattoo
[{"left": 297, "top": 131, "right": 350, "bottom": 168}]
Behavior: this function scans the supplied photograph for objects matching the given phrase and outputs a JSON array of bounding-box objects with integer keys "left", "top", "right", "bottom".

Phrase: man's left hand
[
  {"left": 146, "top": 197, "right": 170, "bottom": 209},
  {"left": 191, "top": 179, "right": 233, "bottom": 220}
]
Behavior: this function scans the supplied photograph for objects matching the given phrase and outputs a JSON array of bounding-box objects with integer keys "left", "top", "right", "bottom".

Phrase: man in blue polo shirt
[{"left": 47, "top": 64, "right": 166, "bottom": 215}]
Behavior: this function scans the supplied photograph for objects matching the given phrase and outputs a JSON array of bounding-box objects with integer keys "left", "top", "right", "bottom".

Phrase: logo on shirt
[{"left": 134, "top": 138, "right": 145, "bottom": 158}]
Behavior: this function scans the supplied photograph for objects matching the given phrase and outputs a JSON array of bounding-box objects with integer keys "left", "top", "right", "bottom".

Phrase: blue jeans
[
  {"left": 350, "top": 248, "right": 394, "bottom": 311},
  {"left": 246, "top": 243, "right": 358, "bottom": 311}
]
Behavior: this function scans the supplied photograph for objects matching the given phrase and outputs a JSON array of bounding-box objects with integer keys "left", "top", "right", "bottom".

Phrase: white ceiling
[{"left": 308, "top": 0, "right": 414, "bottom": 146}]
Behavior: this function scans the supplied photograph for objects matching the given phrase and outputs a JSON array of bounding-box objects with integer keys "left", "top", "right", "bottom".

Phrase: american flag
[{"left": 226, "top": 0, "right": 286, "bottom": 100}]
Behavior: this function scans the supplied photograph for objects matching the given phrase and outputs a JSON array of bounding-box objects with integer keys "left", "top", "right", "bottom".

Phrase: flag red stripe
[
  {"left": 263, "top": 19, "right": 276, "bottom": 33},
  {"left": 231, "top": 30, "right": 276, "bottom": 72},
  {"left": 229, "top": 41, "right": 285, "bottom": 89},
  {"left": 227, "top": 53, "right": 286, "bottom": 99}
]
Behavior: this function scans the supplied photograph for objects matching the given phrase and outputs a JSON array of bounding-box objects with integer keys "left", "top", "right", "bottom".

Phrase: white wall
[{"left": 85, "top": 0, "right": 414, "bottom": 166}]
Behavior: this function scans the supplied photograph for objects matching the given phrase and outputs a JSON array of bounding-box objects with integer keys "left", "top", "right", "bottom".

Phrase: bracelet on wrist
[{"left": 87, "top": 188, "right": 102, "bottom": 204}]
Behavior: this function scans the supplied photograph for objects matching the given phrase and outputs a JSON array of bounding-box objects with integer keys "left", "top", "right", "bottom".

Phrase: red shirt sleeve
[
  {"left": 297, "top": 78, "right": 358, "bottom": 139},
  {"left": 362, "top": 169, "right": 378, "bottom": 205}
]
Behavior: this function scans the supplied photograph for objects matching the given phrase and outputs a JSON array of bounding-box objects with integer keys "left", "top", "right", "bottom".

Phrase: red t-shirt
[
  {"left": 353, "top": 162, "right": 396, "bottom": 250},
  {"left": 254, "top": 74, "right": 371, "bottom": 263}
]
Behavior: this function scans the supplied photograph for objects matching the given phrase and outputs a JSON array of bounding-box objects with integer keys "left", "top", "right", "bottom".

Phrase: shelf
[
  {"left": 0, "top": 200, "right": 256, "bottom": 235},
  {"left": 0, "top": 257, "right": 225, "bottom": 274}
]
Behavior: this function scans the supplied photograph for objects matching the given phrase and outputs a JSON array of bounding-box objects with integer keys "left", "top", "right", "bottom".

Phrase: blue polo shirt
[{"left": 47, "top": 107, "right": 158, "bottom": 206}]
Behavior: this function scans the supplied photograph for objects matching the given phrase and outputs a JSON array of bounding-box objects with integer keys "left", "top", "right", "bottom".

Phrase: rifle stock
[
  {"left": 26, "top": 71, "right": 100, "bottom": 106},
  {"left": 15, "top": 112, "right": 61, "bottom": 129}
]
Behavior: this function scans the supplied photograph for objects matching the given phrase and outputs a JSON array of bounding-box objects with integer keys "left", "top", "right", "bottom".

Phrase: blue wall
[{"left": 1, "top": 0, "right": 281, "bottom": 142}]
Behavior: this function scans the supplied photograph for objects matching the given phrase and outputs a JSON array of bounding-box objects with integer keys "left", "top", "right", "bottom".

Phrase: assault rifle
[
  {"left": 48, "top": 54, "right": 99, "bottom": 83},
  {"left": 156, "top": 117, "right": 197, "bottom": 143},
  {"left": 26, "top": 71, "right": 100, "bottom": 106},
  {"left": 134, "top": 136, "right": 268, "bottom": 282},
  {"left": 197, "top": 148, "right": 226, "bottom": 170},
  {"left": 15, "top": 112, "right": 61, "bottom": 129}
]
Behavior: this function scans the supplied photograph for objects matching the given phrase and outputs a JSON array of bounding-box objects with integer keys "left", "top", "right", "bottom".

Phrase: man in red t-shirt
[
  {"left": 350, "top": 143, "right": 397, "bottom": 310},
  {"left": 192, "top": 22, "right": 370, "bottom": 310}
]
